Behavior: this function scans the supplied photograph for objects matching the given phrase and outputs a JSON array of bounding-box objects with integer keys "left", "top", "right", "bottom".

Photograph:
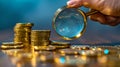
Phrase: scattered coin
[
  {"left": 0, "top": 42, "right": 24, "bottom": 49},
  {"left": 51, "top": 41, "right": 70, "bottom": 49},
  {"left": 58, "top": 48, "right": 79, "bottom": 55},
  {"left": 34, "top": 45, "right": 56, "bottom": 51},
  {"left": 70, "top": 45, "right": 90, "bottom": 50}
]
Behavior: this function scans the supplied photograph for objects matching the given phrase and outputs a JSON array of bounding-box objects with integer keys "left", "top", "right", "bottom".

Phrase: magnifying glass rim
[{"left": 52, "top": 6, "right": 87, "bottom": 40}]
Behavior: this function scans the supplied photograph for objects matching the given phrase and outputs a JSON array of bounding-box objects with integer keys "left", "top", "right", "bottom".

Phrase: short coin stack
[{"left": 31, "top": 30, "right": 52, "bottom": 50}]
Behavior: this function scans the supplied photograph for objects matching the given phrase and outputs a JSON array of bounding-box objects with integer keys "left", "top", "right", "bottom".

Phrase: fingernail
[{"left": 67, "top": 1, "right": 75, "bottom": 5}]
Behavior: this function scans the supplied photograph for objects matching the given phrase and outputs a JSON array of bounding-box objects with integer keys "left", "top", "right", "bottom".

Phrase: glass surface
[{"left": 54, "top": 8, "right": 85, "bottom": 39}]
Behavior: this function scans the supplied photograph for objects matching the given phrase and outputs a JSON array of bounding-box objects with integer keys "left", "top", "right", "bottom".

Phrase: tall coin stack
[
  {"left": 14, "top": 23, "right": 26, "bottom": 44},
  {"left": 31, "top": 30, "right": 51, "bottom": 47},
  {"left": 24, "top": 23, "right": 34, "bottom": 44},
  {"left": 14, "top": 23, "right": 33, "bottom": 47}
]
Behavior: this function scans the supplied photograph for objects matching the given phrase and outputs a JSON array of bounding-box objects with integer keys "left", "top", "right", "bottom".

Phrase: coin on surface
[
  {"left": 0, "top": 42, "right": 24, "bottom": 49},
  {"left": 58, "top": 48, "right": 79, "bottom": 55},
  {"left": 70, "top": 45, "right": 90, "bottom": 50},
  {"left": 51, "top": 41, "right": 70, "bottom": 49},
  {"left": 34, "top": 45, "right": 56, "bottom": 51},
  {"left": 78, "top": 50, "right": 98, "bottom": 56}
]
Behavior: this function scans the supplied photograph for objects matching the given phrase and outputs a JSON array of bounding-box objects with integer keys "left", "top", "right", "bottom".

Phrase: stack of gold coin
[
  {"left": 14, "top": 23, "right": 26, "bottom": 43},
  {"left": 34, "top": 45, "right": 56, "bottom": 51},
  {"left": 24, "top": 23, "right": 34, "bottom": 44},
  {"left": 14, "top": 23, "right": 34, "bottom": 45},
  {"left": 31, "top": 30, "right": 51, "bottom": 46}
]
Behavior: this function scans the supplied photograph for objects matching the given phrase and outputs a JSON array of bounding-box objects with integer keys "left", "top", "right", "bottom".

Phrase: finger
[
  {"left": 109, "top": 21, "right": 120, "bottom": 26},
  {"left": 90, "top": 13, "right": 107, "bottom": 24},
  {"left": 110, "top": 22, "right": 120, "bottom": 26},
  {"left": 105, "top": 16, "right": 117, "bottom": 24},
  {"left": 67, "top": 0, "right": 105, "bottom": 10},
  {"left": 83, "top": 0, "right": 120, "bottom": 16},
  {"left": 67, "top": 0, "right": 82, "bottom": 8},
  {"left": 82, "top": 0, "right": 105, "bottom": 10},
  {"left": 114, "top": 18, "right": 120, "bottom": 26},
  {"left": 108, "top": 17, "right": 120, "bottom": 26}
]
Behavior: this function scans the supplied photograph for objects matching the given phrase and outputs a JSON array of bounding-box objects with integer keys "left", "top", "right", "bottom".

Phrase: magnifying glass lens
[{"left": 54, "top": 8, "right": 86, "bottom": 39}]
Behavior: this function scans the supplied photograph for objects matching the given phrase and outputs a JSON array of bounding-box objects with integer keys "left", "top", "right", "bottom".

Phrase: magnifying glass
[{"left": 53, "top": 6, "right": 98, "bottom": 40}]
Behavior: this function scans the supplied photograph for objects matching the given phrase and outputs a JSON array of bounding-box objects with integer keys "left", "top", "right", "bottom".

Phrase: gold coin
[
  {"left": 31, "top": 39, "right": 50, "bottom": 42},
  {"left": 1, "top": 42, "right": 24, "bottom": 49},
  {"left": 32, "top": 30, "right": 51, "bottom": 33},
  {"left": 14, "top": 35, "right": 26, "bottom": 38},
  {"left": 26, "top": 23, "right": 34, "bottom": 27},
  {"left": 31, "top": 35, "right": 50, "bottom": 37},
  {"left": 58, "top": 48, "right": 79, "bottom": 55},
  {"left": 25, "top": 29, "right": 31, "bottom": 32},
  {"left": 34, "top": 45, "right": 56, "bottom": 51},
  {"left": 78, "top": 50, "right": 100, "bottom": 56},
  {"left": 14, "top": 23, "right": 26, "bottom": 29},
  {"left": 14, "top": 33, "right": 26, "bottom": 35},
  {"left": 14, "top": 37, "right": 26, "bottom": 40},
  {"left": 31, "top": 30, "right": 50, "bottom": 35},
  {"left": 51, "top": 41, "right": 70, "bottom": 45},
  {"left": 70, "top": 45, "right": 90, "bottom": 50},
  {"left": 31, "top": 38, "right": 49, "bottom": 41},
  {"left": 31, "top": 41, "right": 50, "bottom": 46},
  {"left": 51, "top": 45, "right": 69, "bottom": 49},
  {"left": 51, "top": 41, "right": 70, "bottom": 48},
  {"left": 31, "top": 40, "right": 50, "bottom": 42},
  {"left": 31, "top": 34, "right": 50, "bottom": 37},
  {"left": 14, "top": 30, "right": 26, "bottom": 33}
]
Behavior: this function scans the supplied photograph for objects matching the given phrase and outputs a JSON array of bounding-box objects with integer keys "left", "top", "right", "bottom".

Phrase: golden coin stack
[
  {"left": 24, "top": 23, "right": 34, "bottom": 44},
  {"left": 14, "top": 23, "right": 34, "bottom": 45},
  {"left": 14, "top": 23, "right": 26, "bottom": 43},
  {"left": 31, "top": 30, "right": 51, "bottom": 46},
  {"left": 0, "top": 23, "right": 34, "bottom": 50}
]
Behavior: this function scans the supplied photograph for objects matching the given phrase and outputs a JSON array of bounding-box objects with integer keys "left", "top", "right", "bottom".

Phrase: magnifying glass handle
[{"left": 86, "top": 10, "right": 99, "bottom": 16}]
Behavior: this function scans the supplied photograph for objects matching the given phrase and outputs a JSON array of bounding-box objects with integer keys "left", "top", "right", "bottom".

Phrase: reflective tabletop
[{"left": 0, "top": 45, "right": 120, "bottom": 67}]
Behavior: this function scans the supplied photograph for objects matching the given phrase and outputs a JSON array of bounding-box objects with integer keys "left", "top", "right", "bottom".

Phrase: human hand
[{"left": 67, "top": 0, "right": 120, "bottom": 26}]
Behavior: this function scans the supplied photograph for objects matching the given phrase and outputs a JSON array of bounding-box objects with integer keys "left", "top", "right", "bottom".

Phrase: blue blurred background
[{"left": 0, "top": 0, "right": 120, "bottom": 45}]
